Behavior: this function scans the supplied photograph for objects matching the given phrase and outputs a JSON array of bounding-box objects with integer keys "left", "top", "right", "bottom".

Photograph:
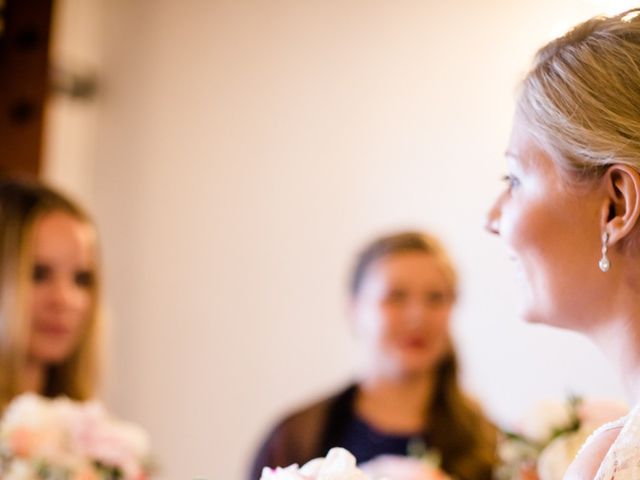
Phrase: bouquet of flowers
[
  {"left": 496, "top": 396, "right": 628, "bottom": 480},
  {"left": 260, "top": 448, "right": 369, "bottom": 480},
  {"left": 0, "top": 393, "right": 152, "bottom": 480},
  {"left": 260, "top": 447, "right": 450, "bottom": 480}
]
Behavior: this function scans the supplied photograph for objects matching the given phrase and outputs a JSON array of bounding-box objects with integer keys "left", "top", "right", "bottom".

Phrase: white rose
[
  {"left": 261, "top": 464, "right": 308, "bottom": 480},
  {"left": 311, "top": 448, "right": 368, "bottom": 479},
  {"left": 260, "top": 448, "right": 370, "bottom": 480},
  {"left": 4, "top": 458, "right": 38, "bottom": 480},
  {"left": 536, "top": 428, "right": 591, "bottom": 480},
  {"left": 518, "top": 400, "right": 573, "bottom": 444},
  {"left": 1, "top": 394, "right": 48, "bottom": 432}
]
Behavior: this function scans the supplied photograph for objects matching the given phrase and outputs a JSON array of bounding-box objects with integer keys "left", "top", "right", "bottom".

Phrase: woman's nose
[
  {"left": 485, "top": 199, "right": 501, "bottom": 235},
  {"left": 49, "top": 278, "right": 79, "bottom": 308}
]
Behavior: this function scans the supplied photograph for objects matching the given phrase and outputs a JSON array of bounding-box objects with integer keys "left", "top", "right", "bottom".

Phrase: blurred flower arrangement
[
  {"left": 495, "top": 396, "right": 628, "bottom": 480},
  {"left": 259, "top": 446, "right": 449, "bottom": 480},
  {"left": 360, "top": 438, "right": 449, "bottom": 480},
  {"left": 360, "top": 454, "right": 450, "bottom": 480},
  {"left": 0, "top": 393, "right": 152, "bottom": 480},
  {"left": 260, "top": 448, "right": 369, "bottom": 480}
]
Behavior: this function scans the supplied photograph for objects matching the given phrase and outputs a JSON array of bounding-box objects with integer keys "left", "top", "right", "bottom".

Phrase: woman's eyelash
[{"left": 502, "top": 174, "right": 520, "bottom": 188}]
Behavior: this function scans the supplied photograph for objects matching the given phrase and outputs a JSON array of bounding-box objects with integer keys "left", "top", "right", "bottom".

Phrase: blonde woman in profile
[
  {"left": 0, "top": 177, "right": 104, "bottom": 411},
  {"left": 250, "top": 231, "right": 497, "bottom": 480},
  {"left": 486, "top": 9, "right": 640, "bottom": 478}
]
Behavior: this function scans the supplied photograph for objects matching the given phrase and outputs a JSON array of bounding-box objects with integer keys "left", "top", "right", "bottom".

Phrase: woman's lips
[
  {"left": 35, "top": 323, "right": 72, "bottom": 336},
  {"left": 402, "top": 337, "right": 427, "bottom": 349}
]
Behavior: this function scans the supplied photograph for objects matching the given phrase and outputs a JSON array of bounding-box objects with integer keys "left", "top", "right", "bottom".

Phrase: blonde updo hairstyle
[{"left": 518, "top": 8, "right": 640, "bottom": 181}]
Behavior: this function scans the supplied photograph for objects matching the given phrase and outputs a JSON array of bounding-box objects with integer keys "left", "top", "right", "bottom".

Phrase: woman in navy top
[{"left": 250, "top": 231, "right": 497, "bottom": 479}]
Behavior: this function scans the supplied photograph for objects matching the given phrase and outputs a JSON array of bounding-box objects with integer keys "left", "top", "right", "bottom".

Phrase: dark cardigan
[{"left": 248, "top": 383, "right": 496, "bottom": 480}]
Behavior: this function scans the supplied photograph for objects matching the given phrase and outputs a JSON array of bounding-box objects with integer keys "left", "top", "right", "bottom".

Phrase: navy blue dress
[{"left": 338, "top": 414, "right": 425, "bottom": 464}]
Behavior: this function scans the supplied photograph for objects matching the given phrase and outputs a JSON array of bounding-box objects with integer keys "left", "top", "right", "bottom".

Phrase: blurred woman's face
[
  {"left": 486, "top": 113, "right": 604, "bottom": 330},
  {"left": 352, "top": 251, "right": 453, "bottom": 378},
  {"left": 27, "top": 212, "right": 95, "bottom": 365}
]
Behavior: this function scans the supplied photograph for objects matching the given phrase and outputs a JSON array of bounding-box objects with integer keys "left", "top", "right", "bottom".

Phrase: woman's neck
[
  {"left": 580, "top": 274, "right": 640, "bottom": 403},
  {"left": 20, "top": 360, "right": 45, "bottom": 395},
  {"left": 355, "top": 370, "right": 436, "bottom": 434},
  {"left": 590, "top": 313, "right": 640, "bottom": 404}
]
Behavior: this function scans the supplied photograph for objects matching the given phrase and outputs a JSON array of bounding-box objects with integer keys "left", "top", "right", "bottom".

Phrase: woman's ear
[{"left": 600, "top": 164, "right": 640, "bottom": 245}]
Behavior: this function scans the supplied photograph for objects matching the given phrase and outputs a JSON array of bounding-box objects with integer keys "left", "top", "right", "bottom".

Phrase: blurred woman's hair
[
  {"left": 518, "top": 8, "right": 640, "bottom": 180},
  {"left": 350, "top": 231, "right": 497, "bottom": 479},
  {"left": 0, "top": 177, "right": 103, "bottom": 410},
  {"left": 350, "top": 231, "right": 457, "bottom": 297}
]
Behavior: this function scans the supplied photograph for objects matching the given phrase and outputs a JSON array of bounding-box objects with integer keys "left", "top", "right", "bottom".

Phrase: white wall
[
  {"left": 43, "top": 0, "right": 103, "bottom": 206},
  {"left": 46, "top": 1, "right": 640, "bottom": 479}
]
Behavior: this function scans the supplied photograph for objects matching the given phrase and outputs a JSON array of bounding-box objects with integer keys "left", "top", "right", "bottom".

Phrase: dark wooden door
[{"left": 0, "top": 0, "right": 53, "bottom": 176}]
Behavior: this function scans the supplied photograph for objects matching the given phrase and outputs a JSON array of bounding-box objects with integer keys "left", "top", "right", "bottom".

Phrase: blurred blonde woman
[
  {"left": 251, "top": 231, "right": 497, "bottom": 479},
  {"left": 0, "top": 177, "right": 103, "bottom": 411},
  {"left": 486, "top": 8, "right": 640, "bottom": 478}
]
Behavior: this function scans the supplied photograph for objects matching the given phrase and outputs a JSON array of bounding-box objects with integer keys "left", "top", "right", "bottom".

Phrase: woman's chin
[
  {"left": 518, "top": 296, "right": 547, "bottom": 324},
  {"left": 521, "top": 310, "right": 542, "bottom": 324},
  {"left": 394, "top": 352, "right": 443, "bottom": 376},
  {"left": 520, "top": 306, "right": 576, "bottom": 331},
  {"left": 30, "top": 346, "right": 76, "bottom": 365}
]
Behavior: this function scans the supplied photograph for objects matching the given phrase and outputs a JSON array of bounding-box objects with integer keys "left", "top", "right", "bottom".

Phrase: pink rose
[
  {"left": 8, "top": 427, "right": 35, "bottom": 457},
  {"left": 73, "top": 466, "right": 100, "bottom": 480}
]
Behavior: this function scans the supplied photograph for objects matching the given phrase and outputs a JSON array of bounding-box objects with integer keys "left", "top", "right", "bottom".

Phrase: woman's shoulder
[
  {"left": 596, "top": 403, "right": 640, "bottom": 479},
  {"left": 568, "top": 403, "right": 640, "bottom": 480},
  {"left": 264, "top": 384, "right": 356, "bottom": 436},
  {"left": 564, "top": 423, "right": 623, "bottom": 480},
  {"left": 248, "top": 384, "right": 357, "bottom": 479},
  {"left": 274, "top": 383, "right": 357, "bottom": 433}
]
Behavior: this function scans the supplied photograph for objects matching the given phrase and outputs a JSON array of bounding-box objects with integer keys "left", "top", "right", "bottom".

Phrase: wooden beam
[{"left": 0, "top": 0, "right": 53, "bottom": 176}]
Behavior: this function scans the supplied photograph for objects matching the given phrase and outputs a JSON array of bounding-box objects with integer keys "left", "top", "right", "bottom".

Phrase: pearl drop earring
[{"left": 599, "top": 232, "right": 610, "bottom": 272}]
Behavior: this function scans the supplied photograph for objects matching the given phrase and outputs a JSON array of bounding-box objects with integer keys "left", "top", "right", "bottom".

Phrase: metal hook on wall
[{"left": 49, "top": 64, "right": 99, "bottom": 101}]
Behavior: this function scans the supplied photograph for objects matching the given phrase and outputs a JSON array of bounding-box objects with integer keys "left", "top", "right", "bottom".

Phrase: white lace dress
[{"left": 587, "top": 403, "right": 640, "bottom": 479}]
